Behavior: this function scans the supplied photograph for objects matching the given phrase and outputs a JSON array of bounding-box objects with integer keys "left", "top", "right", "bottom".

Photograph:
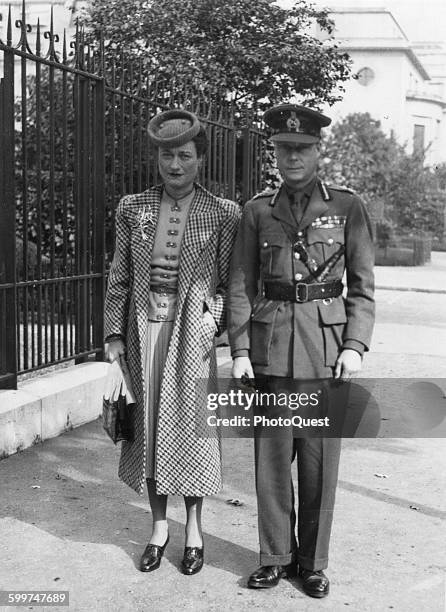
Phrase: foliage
[
  {"left": 81, "top": 0, "right": 351, "bottom": 112},
  {"left": 322, "top": 113, "right": 444, "bottom": 238},
  {"left": 14, "top": 0, "right": 354, "bottom": 267},
  {"left": 14, "top": 72, "right": 76, "bottom": 266}
]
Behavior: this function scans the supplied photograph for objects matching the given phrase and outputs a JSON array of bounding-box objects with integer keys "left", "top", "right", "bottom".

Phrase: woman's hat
[{"left": 148, "top": 109, "right": 201, "bottom": 147}]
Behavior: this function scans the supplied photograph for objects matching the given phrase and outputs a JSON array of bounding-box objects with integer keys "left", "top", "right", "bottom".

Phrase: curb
[
  {"left": 376, "top": 285, "right": 446, "bottom": 294},
  {"left": 0, "top": 362, "right": 109, "bottom": 459}
]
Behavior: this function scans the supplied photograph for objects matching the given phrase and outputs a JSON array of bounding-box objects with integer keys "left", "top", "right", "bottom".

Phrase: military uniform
[
  {"left": 228, "top": 180, "right": 375, "bottom": 376},
  {"left": 227, "top": 103, "right": 375, "bottom": 593}
]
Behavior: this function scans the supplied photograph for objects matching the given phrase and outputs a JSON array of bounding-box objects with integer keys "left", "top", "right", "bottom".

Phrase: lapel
[
  {"left": 133, "top": 186, "right": 162, "bottom": 296},
  {"left": 298, "top": 180, "right": 330, "bottom": 231},
  {"left": 131, "top": 186, "right": 162, "bottom": 365},
  {"left": 177, "top": 184, "right": 220, "bottom": 308},
  {"left": 271, "top": 185, "right": 297, "bottom": 232}
]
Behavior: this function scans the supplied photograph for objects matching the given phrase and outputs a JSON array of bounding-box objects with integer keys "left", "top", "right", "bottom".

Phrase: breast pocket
[
  {"left": 306, "top": 227, "right": 345, "bottom": 261},
  {"left": 259, "top": 233, "right": 287, "bottom": 279}
]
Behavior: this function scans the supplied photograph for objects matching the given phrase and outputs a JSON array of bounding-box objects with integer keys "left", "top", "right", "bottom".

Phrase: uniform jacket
[
  {"left": 104, "top": 184, "right": 241, "bottom": 496},
  {"left": 228, "top": 180, "right": 375, "bottom": 378}
]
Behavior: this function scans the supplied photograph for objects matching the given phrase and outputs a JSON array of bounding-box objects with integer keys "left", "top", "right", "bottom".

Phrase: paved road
[{"left": 377, "top": 289, "right": 446, "bottom": 329}]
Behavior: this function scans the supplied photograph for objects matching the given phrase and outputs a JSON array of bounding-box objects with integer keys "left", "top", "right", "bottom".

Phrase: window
[
  {"left": 356, "top": 67, "right": 375, "bottom": 86},
  {"left": 413, "top": 124, "right": 425, "bottom": 157}
]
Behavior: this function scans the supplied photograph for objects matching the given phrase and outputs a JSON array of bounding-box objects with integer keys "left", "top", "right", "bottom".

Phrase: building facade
[{"left": 316, "top": 7, "right": 446, "bottom": 166}]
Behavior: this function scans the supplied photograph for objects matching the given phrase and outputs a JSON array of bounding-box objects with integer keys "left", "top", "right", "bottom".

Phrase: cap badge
[{"left": 286, "top": 112, "right": 300, "bottom": 132}]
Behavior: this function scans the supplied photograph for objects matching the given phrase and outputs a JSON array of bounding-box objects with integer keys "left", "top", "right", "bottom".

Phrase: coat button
[
  {"left": 294, "top": 252, "right": 300, "bottom": 260},
  {"left": 297, "top": 231, "right": 303, "bottom": 237},
  {"left": 327, "top": 237, "right": 334, "bottom": 245},
  {"left": 263, "top": 241, "right": 268, "bottom": 247},
  {"left": 294, "top": 273, "right": 303, "bottom": 281}
]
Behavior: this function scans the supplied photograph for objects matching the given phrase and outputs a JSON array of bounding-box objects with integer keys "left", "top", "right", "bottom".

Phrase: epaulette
[
  {"left": 326, "top": 184, "right": 355, "bottom": 195},
  {"left": 252, "top": 189, "right": 278, "bottom": 201}
]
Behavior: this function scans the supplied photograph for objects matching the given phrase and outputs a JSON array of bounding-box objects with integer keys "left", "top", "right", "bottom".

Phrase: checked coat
[{"left": 104, "top": 183, "right": 241, "bottom": 496}]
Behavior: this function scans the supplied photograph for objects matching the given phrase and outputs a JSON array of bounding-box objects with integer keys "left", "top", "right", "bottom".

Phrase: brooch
[{"left": 137, "top": 206, "right": 155, "bottom": 241}]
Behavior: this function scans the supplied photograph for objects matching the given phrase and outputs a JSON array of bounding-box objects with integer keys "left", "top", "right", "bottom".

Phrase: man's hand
[
  {"left": 334, "top": 349, "right": 362, "bottom": 380},
  {"left": 105, "top": 338, "right": 126, "bottom": 363},
  {"left": 232, "top": 356, "right": 254, "bottom": 380}
]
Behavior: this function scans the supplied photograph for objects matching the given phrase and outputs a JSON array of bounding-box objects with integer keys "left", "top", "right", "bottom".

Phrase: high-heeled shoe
[
  {"left": 181, "top": 543, "right": 204, "bottom": 575},
  {"left": 139, "top": 534, "right": 169, "bottom": 572}
]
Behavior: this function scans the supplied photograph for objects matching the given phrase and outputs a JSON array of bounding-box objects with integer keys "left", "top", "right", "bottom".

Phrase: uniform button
[
  {"left": 166, "top": 241, "right": 177, "bottom": 248},
  {"left": 263, "top": 241, "right": 268, "bottom": 247},
  {"left": 161, "top": 273, "right": 170, "bottom": 279},
  {"left": 294, "top": 273, "right": 303, "bottom": 281},
  {"left": 297, "top": 231, "right": 303, "bottom": 237},
  {"left": 294, "top": 252, "right": 300, "bottom": 260},
  {"left": 170, "top": 217, "right": 180, "bottom": 224},
  {"left": 327, "top": 237, "right": 334, "bottom": 245},
  {"left": 157, "top": 302, "right": 168, "bottom": 308},
  {"left": 167, "top": 229, "right": 179, "bottom": 236},
  {"left": 156, "top": 314, "right": 167, "bottom": 321}
]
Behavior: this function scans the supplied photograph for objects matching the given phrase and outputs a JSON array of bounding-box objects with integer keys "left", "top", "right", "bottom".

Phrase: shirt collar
[{"left": 284, "top": 176, "right": 317, "bottom": 200}]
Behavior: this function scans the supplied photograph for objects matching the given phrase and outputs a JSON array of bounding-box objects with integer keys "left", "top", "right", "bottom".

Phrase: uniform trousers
[{"left": 253, "top": 376, "right": 341, "bottom": 571}]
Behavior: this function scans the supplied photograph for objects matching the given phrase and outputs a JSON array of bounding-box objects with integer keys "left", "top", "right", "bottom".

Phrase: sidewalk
[
  {"left": 0, "top": 421, "right": 445, "bottom": 612},
  {"left": 374, "top": 250, "right": 446, "bottom": 293},
  {"left": 0, "top": 258, "right": 445, "bottom": 612}
]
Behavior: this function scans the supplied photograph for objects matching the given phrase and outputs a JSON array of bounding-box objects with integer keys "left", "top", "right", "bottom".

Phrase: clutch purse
[{"left": 102, "top": 358, "right": 135, "bottom": 444}]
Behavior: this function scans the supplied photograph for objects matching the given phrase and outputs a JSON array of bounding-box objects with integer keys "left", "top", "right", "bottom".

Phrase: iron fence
[{"left": 0, "top": 1, "right": 268, "bottom": 389}]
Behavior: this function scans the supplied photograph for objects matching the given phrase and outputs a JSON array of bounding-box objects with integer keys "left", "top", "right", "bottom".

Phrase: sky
[{"left": 279, "top": 0, "right": 446, "bottom": 44}]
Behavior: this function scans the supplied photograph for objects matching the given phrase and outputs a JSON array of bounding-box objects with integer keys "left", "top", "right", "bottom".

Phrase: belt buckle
[{"left": 295, "top": 283, "right": 308, "bottom": 303}]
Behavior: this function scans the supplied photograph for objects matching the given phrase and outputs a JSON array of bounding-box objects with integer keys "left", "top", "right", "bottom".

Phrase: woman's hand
[
  {"left": 203, "top": 309, "right": 217, "bottom": 330},
  {"left": 106, "top": 338, "right": 126, "bottom": 363}
]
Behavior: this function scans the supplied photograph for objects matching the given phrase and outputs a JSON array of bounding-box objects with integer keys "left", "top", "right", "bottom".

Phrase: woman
[{"left": 104, "top": 109, "right": 240, "bottom": 575}]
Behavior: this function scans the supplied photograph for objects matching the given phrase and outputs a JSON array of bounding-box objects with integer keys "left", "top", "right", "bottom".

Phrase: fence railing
[{"left": 0, "top": 1, "right": 268, "bottom": 389}]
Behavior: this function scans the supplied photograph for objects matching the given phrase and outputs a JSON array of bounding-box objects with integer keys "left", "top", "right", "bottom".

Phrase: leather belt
[
  {"left": 149, "top": 284, "right": 177, "bottom": 295},
  {"left": 264, "top": 279, "right": 343, "bottom": 303}
]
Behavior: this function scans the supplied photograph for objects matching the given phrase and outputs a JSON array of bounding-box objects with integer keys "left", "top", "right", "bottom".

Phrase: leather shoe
[
  {"left": 139, "top": 534, "right": 169, "bottom": 572},
  {"left": 181, "top": 546, "right": 204, "bottom": 575},
  {"left": 247, "top": 563, "right": 297, "bottom": 589},
  {"left": 298, "top": 567, "right": 330, "bottom": 598}
]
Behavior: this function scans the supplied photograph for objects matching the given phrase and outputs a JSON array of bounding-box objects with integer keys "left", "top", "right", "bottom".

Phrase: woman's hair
[{"left": 192, "top": 126, "right": 208, "bottom": 158}]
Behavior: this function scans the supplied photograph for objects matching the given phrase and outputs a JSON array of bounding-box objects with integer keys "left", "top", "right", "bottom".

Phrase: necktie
[{"left": 290, "top": 192, "right": 304, "bottom": 225}]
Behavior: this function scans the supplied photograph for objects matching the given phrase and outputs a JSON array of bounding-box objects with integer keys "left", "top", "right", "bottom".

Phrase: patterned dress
[{"left": 145, "top": 188, "right": 194, "bottom": 479}]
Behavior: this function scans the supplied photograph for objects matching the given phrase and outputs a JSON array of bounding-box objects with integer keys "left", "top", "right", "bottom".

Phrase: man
[{"left": 228, "top": 104, "right": 375, "bottom": 597}]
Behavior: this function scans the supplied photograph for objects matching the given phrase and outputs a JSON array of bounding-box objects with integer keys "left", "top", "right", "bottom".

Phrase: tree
[
  {"left": 81, "top": 0, "right": 351, "bottom": 112},
  {"left": 322, "top": 113, "right": 443, "bottom": 238}
]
